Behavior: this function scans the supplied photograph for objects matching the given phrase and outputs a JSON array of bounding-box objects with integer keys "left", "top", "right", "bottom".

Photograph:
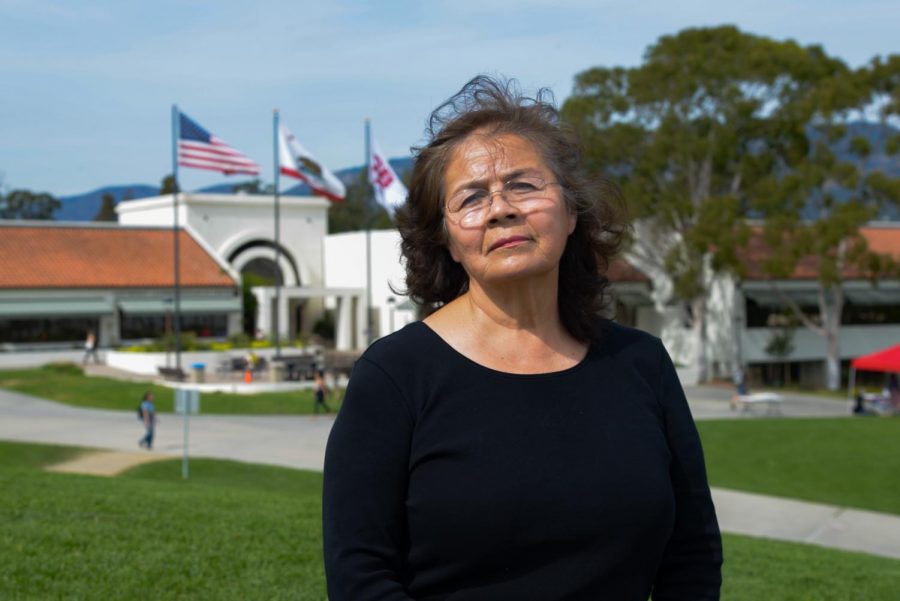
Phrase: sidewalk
[{"left": 0, "top": 387, "right": 896, "bottom": 561}]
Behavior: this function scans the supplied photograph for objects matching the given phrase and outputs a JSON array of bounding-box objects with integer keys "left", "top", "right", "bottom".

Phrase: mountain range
[
  {"left": 54, "top": 123, "right": 900, "bottom": 222},
  {"left": 55, "top": 158, "right": 414, "bottom": 221}
]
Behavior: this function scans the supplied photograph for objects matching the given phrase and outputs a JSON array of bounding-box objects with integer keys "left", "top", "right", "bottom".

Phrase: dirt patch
[{"left": 46, "top": 450, "right": 173, "bottom": 477}]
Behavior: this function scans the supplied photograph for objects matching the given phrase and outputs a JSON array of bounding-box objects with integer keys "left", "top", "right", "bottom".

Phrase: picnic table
[
  {"left": 271, "top": 354, "right": 318, "bottom": 381},
  {"left": 732, "top": 392, "right": 783, "bottom": 416}
]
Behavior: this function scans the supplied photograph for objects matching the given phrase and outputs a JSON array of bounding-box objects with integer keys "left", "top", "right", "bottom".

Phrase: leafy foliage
[
  {"left": 160, "top": 173, "right": 178, "bottom": 194},
  {"left": 750, "top": 55, "right": 900, "bottom": 389},
  {"left": 92, "top": 192, "right": 117, "bottom": 221},
  {"left": 0, "top": 188, "right": 61, "bottom": 219},
  {"left": 327, "top": 168, "right": 392, "bottom": 233},
  {"left": 564, "top": 26, "right": 900, "bottom": 387},
  {"left": 232, "top": 178, "right": 275, "bottom": 194}
]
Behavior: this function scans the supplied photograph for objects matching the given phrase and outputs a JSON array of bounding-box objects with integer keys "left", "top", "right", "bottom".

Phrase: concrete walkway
[{"left": 0, "top": 386, "right": 897, "bottom": 561}]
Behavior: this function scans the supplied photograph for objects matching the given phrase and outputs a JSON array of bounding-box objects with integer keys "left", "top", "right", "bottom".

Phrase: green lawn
[
  {"left": 698, "top": 418, "right": 900, "bottom": 515},
  {"left": 0, "top": 364, "right": 342, "bottom": 415},
  {"left": 1, "top": 440, "right": 898, "bottom": 600},
  {"left": 2, "top": 367, "right": 898, "bottom": 514},
  {"left": 719, "top": 533, "right": 900, "bottom": 601},
  {"left": 0, "top": 441, "right": 326, "bottom": 600}
]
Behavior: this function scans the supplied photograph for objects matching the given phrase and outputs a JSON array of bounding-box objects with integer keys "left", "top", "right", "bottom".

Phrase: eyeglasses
[{"left": 444, "top": 175, "right": 562, "bottom": 227}]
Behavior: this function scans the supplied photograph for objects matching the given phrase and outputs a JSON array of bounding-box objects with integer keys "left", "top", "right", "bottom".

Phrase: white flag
[
  {"left": 368, "top": 139, "right": 407, "bottom": 215},
  {"left": 278, "top": 122, "right": 346, "bottom": 201}
]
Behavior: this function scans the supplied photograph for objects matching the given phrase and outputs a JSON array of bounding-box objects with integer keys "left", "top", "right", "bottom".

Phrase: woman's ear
[
  {"left": 443, "top": 224, "right": 461, "bottom": 263},
  {"left": 447, "top": 241, "right": 461, "bottom": 263}
]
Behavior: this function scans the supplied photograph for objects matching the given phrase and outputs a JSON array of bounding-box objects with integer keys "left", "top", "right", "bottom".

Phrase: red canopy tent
[
  {"left": 848, "top": 343, "right": 900, "bottom": 398},
  {"left": 851, "top": 344, "right": 900, "bottom": 373}
]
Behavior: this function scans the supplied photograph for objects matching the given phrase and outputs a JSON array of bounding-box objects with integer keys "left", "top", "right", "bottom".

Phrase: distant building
[
  {"left": 3, "top": 191, "right": 898, "bottom": 391},
  {"left": 118, "top": 192, "right": 367, "bottom": 350},
  {"left": 633, "top": 223, "right": 900, "bottom": 386},
  {"left": 0, "top": 221, "right": 241, "bottom": 349}
]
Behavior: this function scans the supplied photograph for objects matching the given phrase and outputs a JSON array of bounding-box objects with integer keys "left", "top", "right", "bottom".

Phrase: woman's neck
[
  {"left": 464, "top": 274, "right": 561, "bottom": 335},
  {"left": 425, "top": 274, "right": 587, "bottom": 374}
]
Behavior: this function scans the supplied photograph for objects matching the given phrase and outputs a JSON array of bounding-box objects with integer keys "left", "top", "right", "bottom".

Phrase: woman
[{"left": 323, "top": 76, "right": 722, "bottom": 600}]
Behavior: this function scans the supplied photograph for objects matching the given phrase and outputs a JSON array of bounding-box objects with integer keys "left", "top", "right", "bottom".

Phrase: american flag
[{"left": 177, "top": 112, "right": 261, "bottom": 176}]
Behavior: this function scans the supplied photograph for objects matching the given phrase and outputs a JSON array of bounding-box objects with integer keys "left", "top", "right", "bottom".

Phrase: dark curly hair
[{"left": 395, "top": 75, "right": 628, "bottom": 343}]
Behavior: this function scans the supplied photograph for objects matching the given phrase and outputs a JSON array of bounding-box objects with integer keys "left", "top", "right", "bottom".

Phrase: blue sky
[{"left": 1, "top": 0, "right": 897, "bottom": 197}]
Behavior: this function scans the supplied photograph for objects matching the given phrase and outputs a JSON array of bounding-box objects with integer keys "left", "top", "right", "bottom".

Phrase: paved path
[
  {"left": 1, "top": 386, "right": 897, "bottom": 561},
  {"left": 0, "top": 389, "right": 334, "bottom": 472}
]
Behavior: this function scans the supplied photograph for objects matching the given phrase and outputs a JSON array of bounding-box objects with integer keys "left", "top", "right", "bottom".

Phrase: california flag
[{"left": 278, "top": 123, "right": 346, "bottom": 201}]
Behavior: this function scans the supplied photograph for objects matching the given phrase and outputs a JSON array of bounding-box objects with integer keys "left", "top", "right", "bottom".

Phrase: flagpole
[
  {"left": 273, "top": 109, "right": 282, "bottom": 358},
  {"left": 364, "top": 118, "right": 373, "bottom": 346},
  {"left": 171, "top": 105, "right": 183, "bottom": 372}
]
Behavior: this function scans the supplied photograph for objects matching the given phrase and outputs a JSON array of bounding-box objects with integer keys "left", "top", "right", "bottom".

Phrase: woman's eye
[
  {"left": 458, "top": 190, "right": 487, "bottom": 208},
  {"left": 507, "top": 179, "right": 541, "bottom": 193}
]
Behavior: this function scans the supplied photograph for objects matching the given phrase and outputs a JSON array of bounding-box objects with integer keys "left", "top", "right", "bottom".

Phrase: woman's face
[{"left": 442, "top": 133, "right": 576, "bottom": 289}]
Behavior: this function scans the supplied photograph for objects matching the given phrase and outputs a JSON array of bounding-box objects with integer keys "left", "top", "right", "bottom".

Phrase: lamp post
[{"left": 386, "top": 296, "right": 396, "bottom": 334}]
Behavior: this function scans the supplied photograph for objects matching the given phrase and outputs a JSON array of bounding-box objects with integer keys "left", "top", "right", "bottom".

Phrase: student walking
[
  {"left": 82, "top": 330, "right": 100, "bottom": 365},
  {"left": 138, "top": 391, "right": 157, "bottom": 450},
  {"left": 314, "top": 370, "right": 332, "bottom": 414}
]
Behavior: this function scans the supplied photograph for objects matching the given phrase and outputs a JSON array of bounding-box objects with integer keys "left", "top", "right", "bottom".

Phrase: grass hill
[{"left": 2, "top": 437, "right": 899, "bottom": 600}]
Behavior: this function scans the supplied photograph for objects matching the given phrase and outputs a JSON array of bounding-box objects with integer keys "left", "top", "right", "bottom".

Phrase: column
[
  {"left": 277, "top": 289, "right": 290, "bottom": 341},
  {"left": 354, "top": 292, "right": 367, "bottom": 350},
  {"left": 253, "top": 288, "right": 272, "bottom": 338},
  {"left": 336, "top": 295, "right": 353, "bottom": 351}
]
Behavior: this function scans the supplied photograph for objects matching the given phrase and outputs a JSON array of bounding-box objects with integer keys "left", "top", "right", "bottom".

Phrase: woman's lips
[{"left": 489, "top": 236, "right": 531, "bottom": 251}]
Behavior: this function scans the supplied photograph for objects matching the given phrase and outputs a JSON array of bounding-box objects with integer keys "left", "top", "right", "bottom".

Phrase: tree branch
[{"left": 766, "top": 281, "right": 826, "bottom": 337}]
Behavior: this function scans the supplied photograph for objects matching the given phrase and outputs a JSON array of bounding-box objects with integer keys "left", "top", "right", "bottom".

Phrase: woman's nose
[{"left": 485, "top": 190, "right": 520, "bottom": 221}]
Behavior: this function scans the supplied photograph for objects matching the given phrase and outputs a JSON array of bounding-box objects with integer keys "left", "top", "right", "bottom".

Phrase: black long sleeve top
[{"left": 323, "top": 320, "right": 722, "bottom": 600}]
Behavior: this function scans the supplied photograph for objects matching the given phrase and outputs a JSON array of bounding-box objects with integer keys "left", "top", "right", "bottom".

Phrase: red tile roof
[
  {"left": 606, "top": 257, "right": 649, "bottom": 283},
  {"left": 741, "top": 225, "right": 900, "bottom": 280},
  {"left": 0, "top": 224, "right": 237, "bottom": 289}
]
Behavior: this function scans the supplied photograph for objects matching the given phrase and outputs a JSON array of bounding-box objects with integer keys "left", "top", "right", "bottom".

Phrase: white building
[
  {"left": 3, "top": 191, "right": 897, "bottom": 390},
  {"left": 118, "top": 192, "right": 372, "bottom": 350}
]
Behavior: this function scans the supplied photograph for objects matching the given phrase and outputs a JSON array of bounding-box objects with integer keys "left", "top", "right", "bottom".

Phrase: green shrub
[
  {"left": 120, "top": 345, "right": 148, "bottom": 353},
  {"left": 228, "top": 332, "right": 251, "bottom": 348},
  {"left": 42, "top": 362, "right": 83, "bottom": 376},
  {"left": 312, "top": 311, "right": 335, "bottom": 340},
  {"left": 145, "top": 331, "right": 212, "bottom": 352}
]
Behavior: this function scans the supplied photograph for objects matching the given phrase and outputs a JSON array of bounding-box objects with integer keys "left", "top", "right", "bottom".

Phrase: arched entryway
[{"left": 228, "top": 242, "right": 307, "bottom": 340}]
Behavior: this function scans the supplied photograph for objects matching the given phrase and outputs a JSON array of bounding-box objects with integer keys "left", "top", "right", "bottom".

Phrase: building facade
[{"left": 0, "top": 221, "right": 242, "bottom": 349}]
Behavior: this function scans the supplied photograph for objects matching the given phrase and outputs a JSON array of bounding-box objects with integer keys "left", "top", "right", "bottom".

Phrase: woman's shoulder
[
  {"left": 595, "top": 319, "right": 664, "bottom": 357},
  {"left": 360, "top": 321, "right": 443, "bottom": 370},
  {"left": 589, "top": 320, "right": 677, "bottom": 380}
]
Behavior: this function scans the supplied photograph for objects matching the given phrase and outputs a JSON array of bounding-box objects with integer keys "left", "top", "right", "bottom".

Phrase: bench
[
  {"left": 323, "top": 350, "right": 361, "bottom": 376},
  {"left": 732, "top": 392, "right": 783, "bottom": 416},
  {"left": 272, "top": 355, "right": 318, "bottom": 381},
  {"left": 157, "top": 366, "right": 187, "bottom": 382}
]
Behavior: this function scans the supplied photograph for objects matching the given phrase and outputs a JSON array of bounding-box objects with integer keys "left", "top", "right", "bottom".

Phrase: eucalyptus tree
[
  {"left": 563, "top": 26, "right": 841, "bottom": 381},
  {"left": 752, "top": 57, "right": 900, "bottom": 390}
]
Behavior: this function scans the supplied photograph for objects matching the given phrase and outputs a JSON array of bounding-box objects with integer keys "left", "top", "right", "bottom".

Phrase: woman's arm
[
  {"left": 652, "top": 343, "right": 723, "bottom": 601},
  {"left": 323, "top": 357, "right": 416, "bottom": 601}
]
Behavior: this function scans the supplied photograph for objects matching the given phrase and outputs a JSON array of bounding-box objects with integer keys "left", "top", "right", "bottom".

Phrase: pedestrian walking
[
  {"left": 314, "top": 370, "right": 332, "bottom": 414},
  {"left": 138, "top": 391, "right": 157, "bottom": 450},
  {"left": 82, "top": 329, "right": 100, "bottom": 365}
]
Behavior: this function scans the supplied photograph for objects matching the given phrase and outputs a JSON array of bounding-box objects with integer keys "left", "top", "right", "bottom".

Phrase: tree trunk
[
  {"left": 820, "top": 284, "right": 844, "bottom": 391},
  {"left": 691, "top": 295, "right": 709, "bottom": 383}
]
